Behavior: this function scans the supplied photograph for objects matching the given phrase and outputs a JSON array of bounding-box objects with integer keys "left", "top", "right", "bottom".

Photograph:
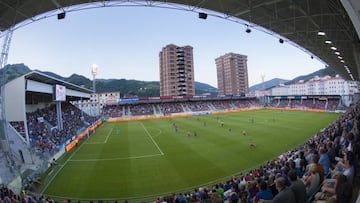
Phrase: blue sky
[{"left": 7, "top": 6, "right": 325, "bottom": 87}]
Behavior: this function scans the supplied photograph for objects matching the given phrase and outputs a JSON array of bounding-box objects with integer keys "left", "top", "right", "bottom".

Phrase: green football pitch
[{"left": 39, "top": 109, "right": 340, "bottom": 201}]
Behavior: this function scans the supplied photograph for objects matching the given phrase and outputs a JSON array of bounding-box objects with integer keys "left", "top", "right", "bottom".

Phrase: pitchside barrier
[
  {"left": 64, "top": 119, "right": 103, "bottom": 152},
  {"left": 44, "top": 119, "right": 103, "bottom": 169},
  {"left": 266, "top": 107, "right": 326, "bottom": 112}
]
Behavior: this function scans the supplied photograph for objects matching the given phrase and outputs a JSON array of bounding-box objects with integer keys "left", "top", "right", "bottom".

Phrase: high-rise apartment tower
[
  {"left": 159, "top": 44, "right": 195, "bottom": 96},
  {"left": 215, "top": 53, "right": 249, "bottom": 96}
]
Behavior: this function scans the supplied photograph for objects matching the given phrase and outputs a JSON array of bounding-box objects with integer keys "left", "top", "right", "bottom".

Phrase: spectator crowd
[
  {"left": 10, "top": 102, "right": 99, "bottom": 158},
  {"left": 268, "top": 98, "right": 340, "bottom": 111}
]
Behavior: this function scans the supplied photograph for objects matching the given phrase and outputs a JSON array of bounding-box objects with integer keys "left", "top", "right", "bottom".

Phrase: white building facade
[
  {"left": 270, "top": 75, "right": 359, "bottom": 107},
  {"left": 71, "top": 90, "right": 120, "bottom": 116},
  {"left": 271, "top": 75, "right": 359, "bottom": 96}
]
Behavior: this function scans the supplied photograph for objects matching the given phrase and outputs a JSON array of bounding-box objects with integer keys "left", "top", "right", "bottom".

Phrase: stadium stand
[
  {"left": 267, "top": 97, "right": 341, "bottom": 111},
  {"left": 9, "top": 121, "right": 26, "bottom": 139},
  {"left": 158, "top": 102, "right": 184, "bottom": 114},
  {"left": 128, "top": 103, "right": 155, "bottom": 116},
  {"left": 101, "top": 98, "right": 263, "bottom": 118},
  {"left": 187, "top": 101, "right": 211, "bottom": 112},
  {"left": 211, "top": 100, "right": 234, "bottom": 111},
  {"left": 24, "top": 102, "right": 98, "bottom": 158},
  {"left": 102, "top": 104, "right": 123, "bottom": 118}
]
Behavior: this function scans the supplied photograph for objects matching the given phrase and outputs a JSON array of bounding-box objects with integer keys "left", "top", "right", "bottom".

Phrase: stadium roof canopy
[
  {"left": 0, "top": 0, "right": 359, "bottom": 81},
  {"left": 24, "top": 71, "right": 93, "bottom": 94},
  {"left": 23, "top": 71, "right": 93, "bottom": 103},
  {"left": 4, "top": 71, "right": 92, "bottom": 121}
]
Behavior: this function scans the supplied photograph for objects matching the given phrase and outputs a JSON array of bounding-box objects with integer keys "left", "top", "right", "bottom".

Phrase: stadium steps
[
  {"left": 208, "top": 103, "right": 216, "bottom": 111},
  {"left": 40, "top": 119, "right": 55, "bottom": 132},
  {"left": 122, "top": 106, "right": 126, "bottom": 117},
  {"left": 153, "top": 104, "right": 161, "bottom": 115},
  {"left": 181, "top": 103, "right": 189, "bottom": 112},
  {"left": 325, "top": 100, "right": 328, "bottom": 110},
  {"left": 155, "top": 104, "right": 163, "bottom": 115},
  {"left": 126, "top": 106, "right": 131, "bottom": 116},
  {"left": 0, "top": 151, "right": 17, "bottom": 184}
]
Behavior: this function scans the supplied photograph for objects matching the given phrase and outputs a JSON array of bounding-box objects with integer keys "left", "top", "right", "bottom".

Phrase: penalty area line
[
  {"left": 84, "top": 128, "right": 113, "bottom": 145},
  {"left": 104, "top": 128, "right": 113, "bottom": 143},
  {"left": 140, "top": 122, "right": 164, "bottom": 155}
]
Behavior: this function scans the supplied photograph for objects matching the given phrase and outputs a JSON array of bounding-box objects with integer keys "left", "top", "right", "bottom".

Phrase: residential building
[
  {"left": 159, "top": 44, "right": 195, "bottom": 96},
  {"left": 215, "top": 53, "right": 249, "bottom": 96}
]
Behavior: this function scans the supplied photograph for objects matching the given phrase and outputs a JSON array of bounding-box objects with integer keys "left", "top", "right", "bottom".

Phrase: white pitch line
[
  {"left": 85, "top": 142, "right": 104, "bottom": 145},
  {"left": 69, "top": 153, "right": 163, "bottom": 162},
  {"left": 146, "top": 127, "right": 162, "bottom": 138},
  {"left": 41, "top": 140, "right": 85, "bottom": 194},
  {"left": 104, "top": 128, "right": 113, "bottom": 143},
  {"left": 140, "top": 122, "right": 164, "bottom": 155}
]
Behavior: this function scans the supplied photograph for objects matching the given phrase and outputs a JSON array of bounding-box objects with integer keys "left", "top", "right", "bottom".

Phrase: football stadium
[
  {"left": 1, "top": 73, "right": 359, "bottom": 202},
  {"left": 1, "top": 1, "right": 360, "bottom": 203}
]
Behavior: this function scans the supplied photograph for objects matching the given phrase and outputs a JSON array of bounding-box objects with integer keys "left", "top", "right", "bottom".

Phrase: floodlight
[
  {"left": 57, "top": 12, "right": 65, "bottom": 20},
  {"left": 92, "top": 64, "right": 98, "bottom": 76},
  {"left": 198, "top": 12, "right": 207, "bottom": 19}
]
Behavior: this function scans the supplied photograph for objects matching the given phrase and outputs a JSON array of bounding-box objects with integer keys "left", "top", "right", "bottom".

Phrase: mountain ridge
[
  {"left": 1, "top": 63, "right": 218, "bottom": 96},
  {"left": 248, "top": 66, "right": 337, "bottom": 91},
  {"left": 1, "top": 64, "right": 338, "bottom": 96}
]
